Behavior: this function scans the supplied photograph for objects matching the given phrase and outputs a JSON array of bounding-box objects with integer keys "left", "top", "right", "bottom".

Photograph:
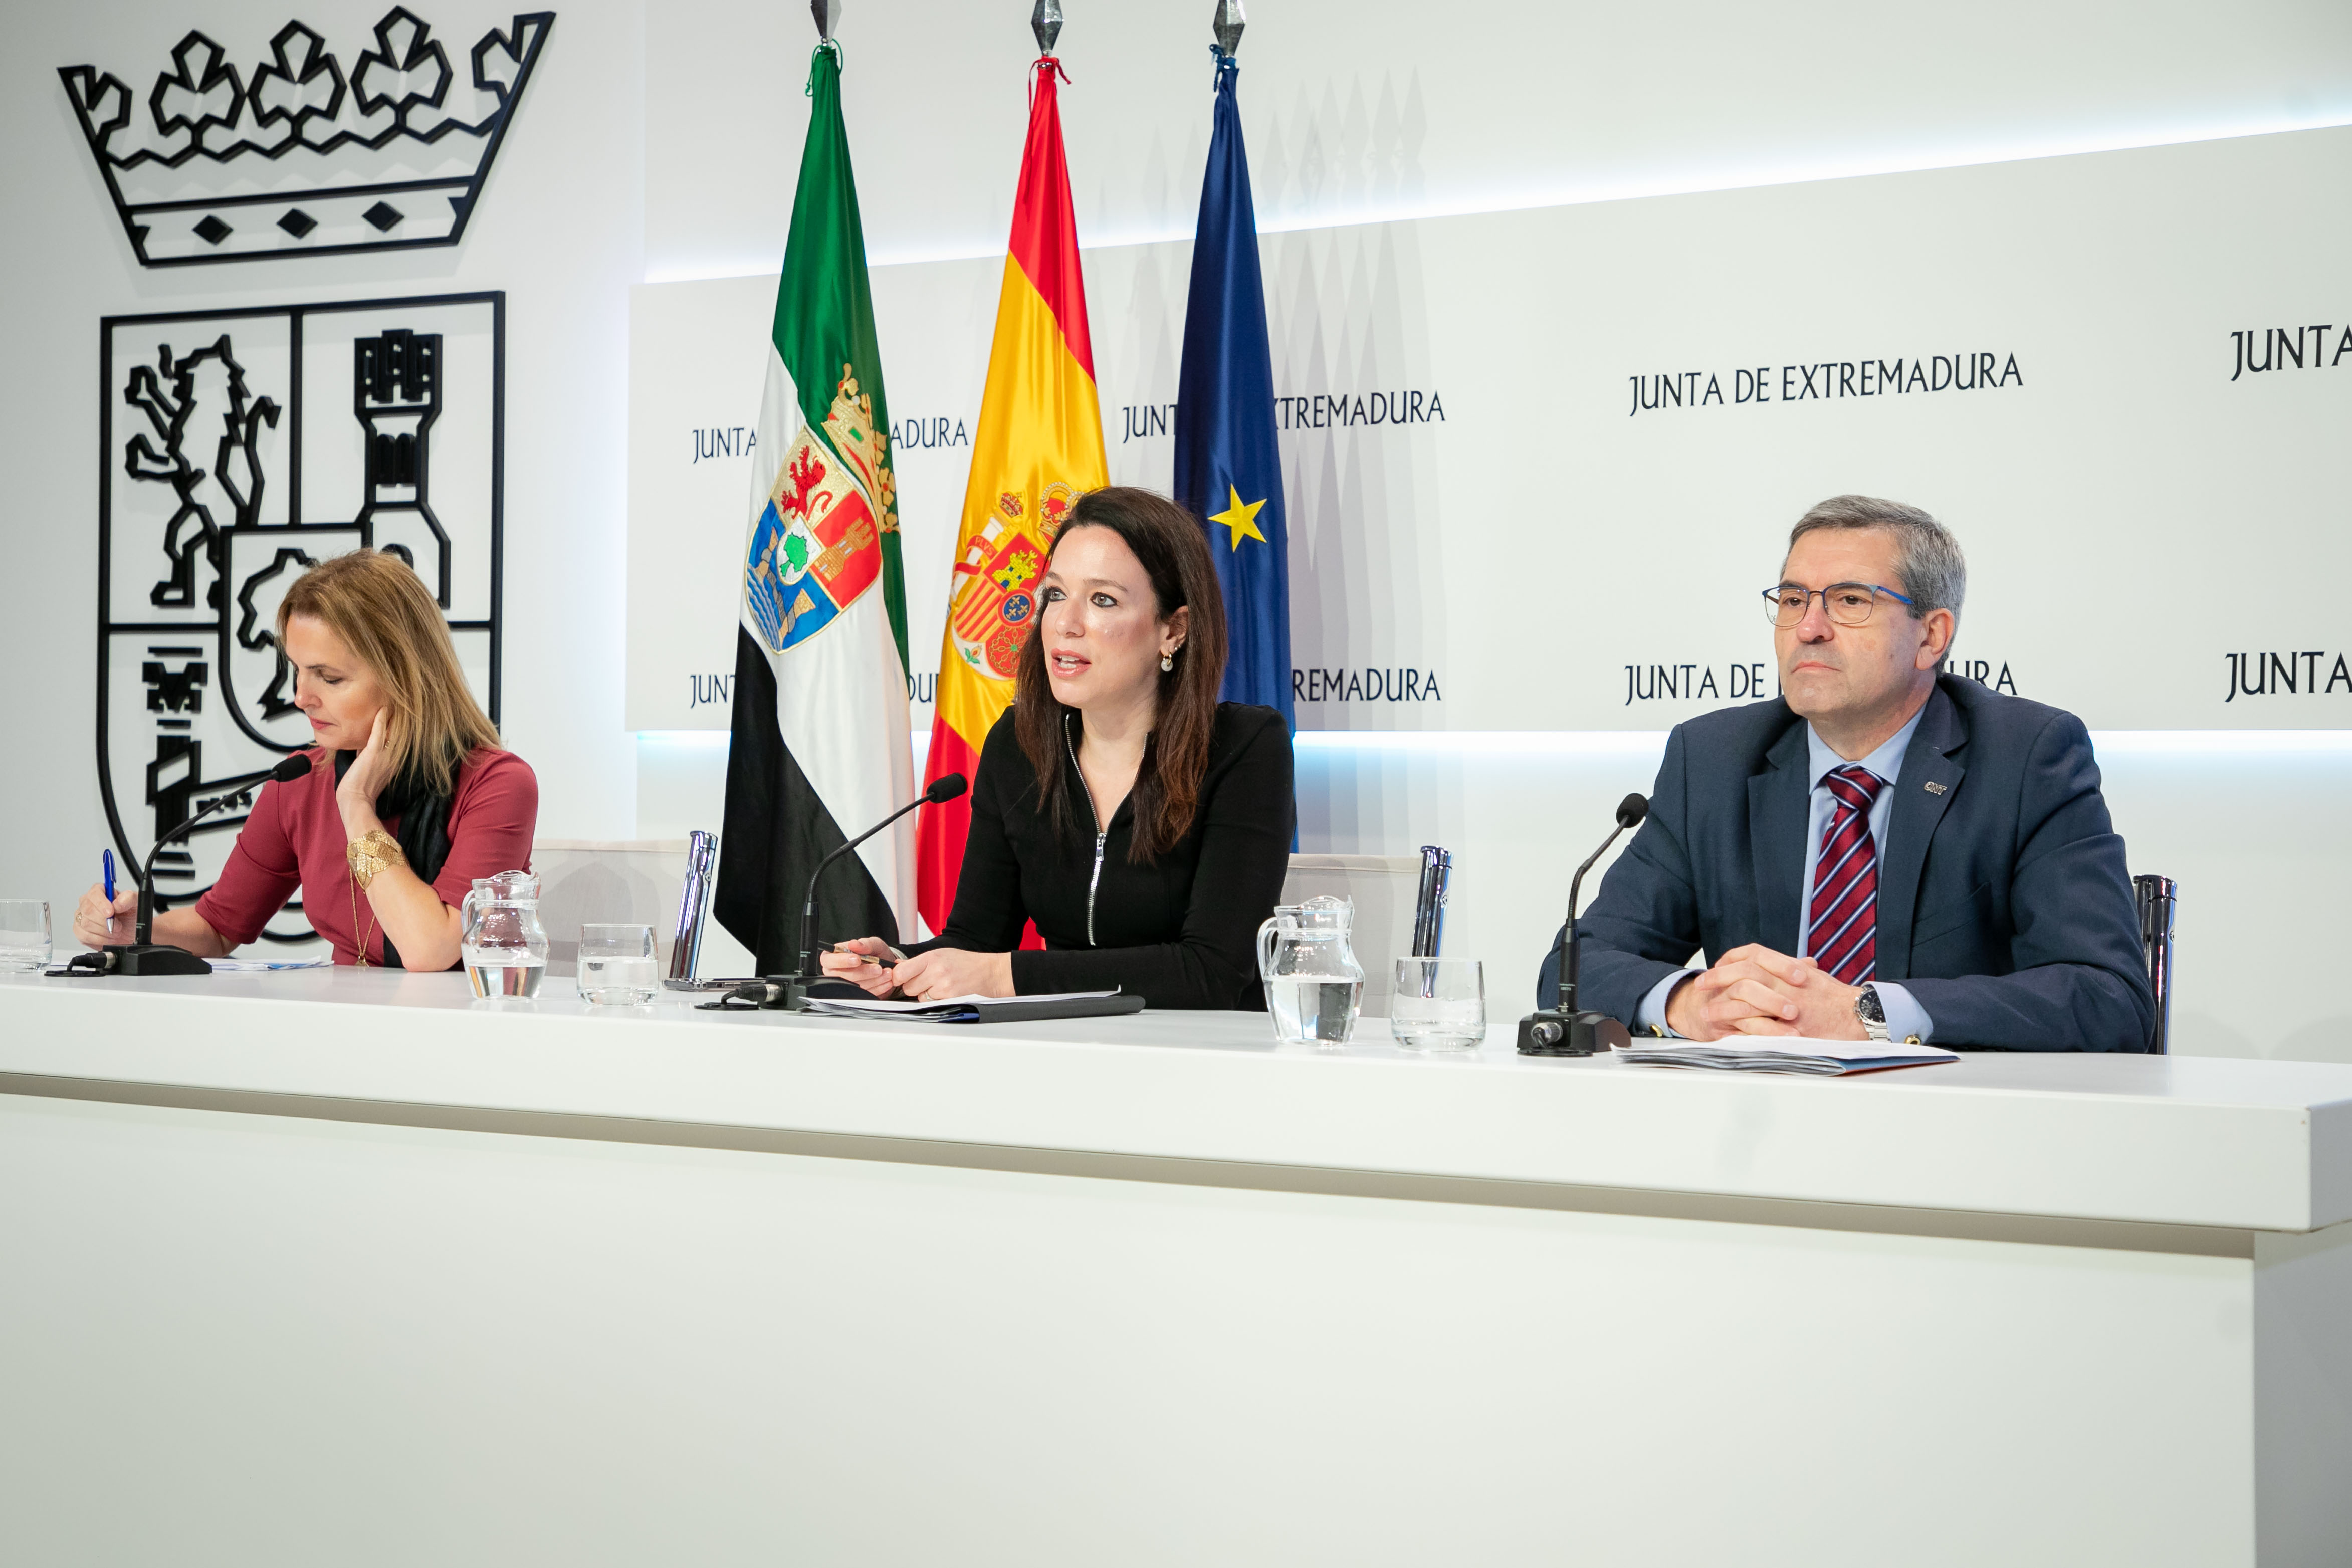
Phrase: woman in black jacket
[{"left": 822, "top": 487, "right": 1293, "bottom": 1009}]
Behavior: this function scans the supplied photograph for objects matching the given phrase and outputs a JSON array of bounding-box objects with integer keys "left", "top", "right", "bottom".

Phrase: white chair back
[
  {"left": 531, "top": 840, "right": 696, "bottom": 976},
  {"left": 1280, "top": 854, "right": 1422, "bottom": 1017}
]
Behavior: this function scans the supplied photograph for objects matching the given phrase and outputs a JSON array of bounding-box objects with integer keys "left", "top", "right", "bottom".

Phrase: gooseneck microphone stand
[
  {"left": 1518, "top": 792, "right": 1649, "bottom": 1056},
  {"left": 750, "top": 773, "right": 968, "bottom": 1012},
  {"left": 94, "top": 754, "right": 315, "bottom": 977}
]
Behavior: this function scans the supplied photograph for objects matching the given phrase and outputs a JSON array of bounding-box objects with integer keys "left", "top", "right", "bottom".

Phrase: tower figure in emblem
[{"left": 354, "top": 328, "right": 451, "bottom": 606}]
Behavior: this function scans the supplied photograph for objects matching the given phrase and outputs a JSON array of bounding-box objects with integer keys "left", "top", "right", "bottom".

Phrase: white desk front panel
[{"left": 3, "top": 973, "right": 2345, "bottom": 1564}]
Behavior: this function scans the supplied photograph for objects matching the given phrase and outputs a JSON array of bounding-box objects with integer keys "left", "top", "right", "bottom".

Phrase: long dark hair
[{"left": 1015, "top": 487, "right": 1230, "bottom": 862}]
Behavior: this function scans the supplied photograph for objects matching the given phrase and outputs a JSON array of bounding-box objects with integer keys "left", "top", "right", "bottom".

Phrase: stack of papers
[
  {"left": 1616, "top": 1037, "right": 1959, "bottom": 1076},
  {"left": 206, "top": 956, "right": 331, "bottom": 972},
  {"left": 803, "top": 989, "right": 1129, "bottom": 1024}
]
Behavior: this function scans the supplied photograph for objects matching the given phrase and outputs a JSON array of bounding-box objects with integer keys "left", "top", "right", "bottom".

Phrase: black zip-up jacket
[{"left": 925, "top": 702, "right": 1294, "bottom": 1009}]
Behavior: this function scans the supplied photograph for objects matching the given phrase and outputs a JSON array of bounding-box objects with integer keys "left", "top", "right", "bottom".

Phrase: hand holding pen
[
  {"left": 818, "top": 936, "right": 906, "bottom": 999},
  {"left": 73, "top": 850, "right": 137, "bottom": 948}
]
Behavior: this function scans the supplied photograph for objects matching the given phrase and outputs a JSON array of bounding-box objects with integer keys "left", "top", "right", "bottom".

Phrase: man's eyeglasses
[{"left": 1762, "top": 582, "right": 1915, "bottom": 628}]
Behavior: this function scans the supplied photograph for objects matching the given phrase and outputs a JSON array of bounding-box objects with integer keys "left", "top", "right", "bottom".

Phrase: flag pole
[{"left": 1032, "top": 0, "right": 1063, "bottom": 53}]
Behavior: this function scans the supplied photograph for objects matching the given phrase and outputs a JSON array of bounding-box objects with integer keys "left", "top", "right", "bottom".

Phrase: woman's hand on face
[
  {"left": 335, "top": 709, "right": 394, "bottom": 820},
  {"left": 818, "top": 935, "right": 905, "bottom": 998},
  {"left": 73, "top": 883, "right": 137, "bottom": 948},
  {"left": 888, "top": 948, "right": 1015, "bottom": 1002}
]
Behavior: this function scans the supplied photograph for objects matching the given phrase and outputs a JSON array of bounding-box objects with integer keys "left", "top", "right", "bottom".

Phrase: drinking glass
[
  {"left": 1391, "top": 957, "right": 1486, "bottom": 1050},
  {"left": 0, "top": 901, "right": 52, "bottom": 971},
  {"left": 579, "top": 923, "right": 659, "bottom": 1005}
]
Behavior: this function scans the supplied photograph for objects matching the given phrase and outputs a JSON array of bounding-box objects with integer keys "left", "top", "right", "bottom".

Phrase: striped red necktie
[{"left": 1807, "top": 765, "right": 1885, "bottom": 984}]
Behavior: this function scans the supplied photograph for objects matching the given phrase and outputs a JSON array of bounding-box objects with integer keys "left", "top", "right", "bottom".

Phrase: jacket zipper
[{"left": 1065, "top": 721, "right": 1107, "bottom": 946}]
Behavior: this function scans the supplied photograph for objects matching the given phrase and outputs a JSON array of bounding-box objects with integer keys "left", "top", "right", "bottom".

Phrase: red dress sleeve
[
  {"left": 193, "top": 767, "right": 305, "bottom": 949},
  {"left": 429, "top": 750, "right": 540, "bottom": 908}
]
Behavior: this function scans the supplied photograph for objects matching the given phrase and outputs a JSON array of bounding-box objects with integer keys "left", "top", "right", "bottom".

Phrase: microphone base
[
  {"left": 101, "top": 944, "right": 215, "bottom": 977},
  {"left": 750, "top": 975, "right": 864, "bottom": 1011},
  {"left": 1516, "top": 1008, "right": 1631, "bottom": 1057}
]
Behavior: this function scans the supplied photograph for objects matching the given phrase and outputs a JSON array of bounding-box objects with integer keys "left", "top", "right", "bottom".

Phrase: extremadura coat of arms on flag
[{"left": 745, "top": 366, "right": 893, "bottom": 655}]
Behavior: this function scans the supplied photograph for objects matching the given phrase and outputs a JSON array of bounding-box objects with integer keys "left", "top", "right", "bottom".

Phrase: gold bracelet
[{"left": 346, "top": 829, "right": 406, "bottom": 891}]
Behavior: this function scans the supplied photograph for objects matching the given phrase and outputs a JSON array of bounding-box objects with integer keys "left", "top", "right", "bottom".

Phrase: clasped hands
[
  {"left": 1662, "top": 944, "right": 1866, "bottom": 1041},
  {"left": 819, "top": 936, "right": 1014, "bottom": 1003}
]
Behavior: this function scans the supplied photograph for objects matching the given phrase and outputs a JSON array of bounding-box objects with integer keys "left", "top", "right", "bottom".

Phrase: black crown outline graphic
[{"left": 60, "top": 8, "right": 555, "bottom": 267}]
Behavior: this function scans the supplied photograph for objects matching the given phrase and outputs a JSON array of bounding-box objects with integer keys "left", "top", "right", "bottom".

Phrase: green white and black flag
[{"left": 715, "top": 40, "right": 916, "bottom": 969}]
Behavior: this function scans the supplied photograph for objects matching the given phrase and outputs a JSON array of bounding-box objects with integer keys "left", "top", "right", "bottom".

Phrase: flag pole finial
[
  {"left": 1032, "top": 0, "right": 1064, "bottom": 54},
  {"left": 1212, "top": 0, "right": 1244, "bottom": 56},
  {"left": 810, "top": 0, "right": 839, "bottom": 43}
]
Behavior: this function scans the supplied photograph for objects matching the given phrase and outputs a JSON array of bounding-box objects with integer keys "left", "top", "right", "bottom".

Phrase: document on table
[
  {"left": 205, "top": 957, "right": 331, "bottom": 972},
  {"left": 802, "top": 988, "right": 1139, "bottom": 1024},
  {"left": 1616, "top": 1037, "right": 1960, "bottom": 1076}
]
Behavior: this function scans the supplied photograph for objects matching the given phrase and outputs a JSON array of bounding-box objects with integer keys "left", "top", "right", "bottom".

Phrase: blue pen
[{"left": 103, "top": 849, "right": 116, "bottom": 903}]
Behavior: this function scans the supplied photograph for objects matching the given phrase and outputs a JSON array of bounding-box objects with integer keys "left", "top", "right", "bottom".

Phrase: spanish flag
[{"left": 916, "top": 55, "right": 1108, "bottom": 933}]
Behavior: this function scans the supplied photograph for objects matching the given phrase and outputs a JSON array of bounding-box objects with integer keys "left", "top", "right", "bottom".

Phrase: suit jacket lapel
[
  {"left": 1747, "top": 719, "right": 1811, "bottom": 955},
  {"left": 1877, "top": 685, "right": 1967, "bottom": 979}
]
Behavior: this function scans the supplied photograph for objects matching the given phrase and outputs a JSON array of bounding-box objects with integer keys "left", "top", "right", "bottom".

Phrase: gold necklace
[
  {"left": 344, "top": 829, "right": 403, "bottom": 968},
  {"left": 350, "top": 870, "right": 377, "bottom": 966}
]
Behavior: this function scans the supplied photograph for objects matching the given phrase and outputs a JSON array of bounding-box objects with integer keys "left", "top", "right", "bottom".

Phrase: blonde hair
[{"left": 277, "top": 550, "right": 500, "bottom": 795}]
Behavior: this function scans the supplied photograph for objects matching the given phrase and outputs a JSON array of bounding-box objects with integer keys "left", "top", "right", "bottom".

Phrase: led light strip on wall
[
  {"left": 638, "top": 730, "right": 2352, "bottom": 754},
  {"left": 647, "top": 114, "right": 2352, "bottom": 284}
]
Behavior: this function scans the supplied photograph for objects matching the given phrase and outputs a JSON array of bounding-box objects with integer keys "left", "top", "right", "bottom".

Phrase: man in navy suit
[{"left": 1541, "top": 495, "right": 2154, "bottom": 1052}]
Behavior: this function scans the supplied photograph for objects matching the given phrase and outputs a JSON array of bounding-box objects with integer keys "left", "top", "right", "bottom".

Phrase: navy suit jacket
[{"left": 1537, "top": 677, "right": 2155, "bottom": 1052}]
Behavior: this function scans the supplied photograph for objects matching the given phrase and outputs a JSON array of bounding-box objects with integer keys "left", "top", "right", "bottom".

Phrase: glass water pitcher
[
  {"left": 460, "top": 869, "right": 549, "bottom": 998},
  {"left": 1257, "top": 894, "right": 1365, "bottom": 1044}
]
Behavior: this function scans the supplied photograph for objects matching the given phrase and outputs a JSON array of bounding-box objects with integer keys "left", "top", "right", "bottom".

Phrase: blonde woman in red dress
[{"left": 75, "top": 550, "right": 537, "bottom": 969}]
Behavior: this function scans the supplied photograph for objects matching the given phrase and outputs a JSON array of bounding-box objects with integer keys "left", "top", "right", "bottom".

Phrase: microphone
[
  {"left": 103, "top": 752, "right": 314, "bottom": 977},
  {"left": 754, "top": 772, "right": 967, "bottom": 1012},
  {"left": 1518, "top": 791, "right": 1648, "bottom": 1056}
]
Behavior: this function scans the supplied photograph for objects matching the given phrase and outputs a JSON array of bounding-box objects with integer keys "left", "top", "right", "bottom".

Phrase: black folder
[
  {"left": 798, "top": 988, "right": 1147, "bottom": 1025},
  {"left": 944, "top": 992, "right": 1148, "bottom": 1025}
]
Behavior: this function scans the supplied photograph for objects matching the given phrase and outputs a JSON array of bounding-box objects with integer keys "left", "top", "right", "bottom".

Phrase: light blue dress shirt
[{"left": 1634, "top": 705, "right": 1938, "bottom": 1042}]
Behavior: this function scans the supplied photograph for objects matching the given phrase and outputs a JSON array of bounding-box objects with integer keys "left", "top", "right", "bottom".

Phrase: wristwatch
[{"left": 1854, "top": 982, "right": 1891, "bottom": 1043}]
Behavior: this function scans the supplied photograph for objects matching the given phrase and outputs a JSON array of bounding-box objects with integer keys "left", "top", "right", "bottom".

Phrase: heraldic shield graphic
[
  {"left": 744, "top": 366, "right": 890, "bottom": 656},
  {"left": 98, "top": 291, "right": 504, "bottom": 946},
  {"left": 946, "top": 482, "right": 1075, "bottom": 682}
]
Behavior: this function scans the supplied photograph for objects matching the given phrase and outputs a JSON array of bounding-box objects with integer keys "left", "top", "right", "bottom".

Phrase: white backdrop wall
[
  {"left": 643, "top": 0, "right": 2352, "bottom": 276},
  {"left": 0, "top": 0, "right": 646, "bottom": 941},
  {"left": 633, "top": 128, "right": 2352, "bottom": 735},
  {"left": 6, "top": 0, "right": 2352, "bottom": 1057}
]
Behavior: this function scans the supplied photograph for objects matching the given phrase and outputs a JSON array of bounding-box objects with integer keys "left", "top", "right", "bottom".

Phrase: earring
[{"left": 1160, "top": 652, "right": 1174, "bottom": 673}]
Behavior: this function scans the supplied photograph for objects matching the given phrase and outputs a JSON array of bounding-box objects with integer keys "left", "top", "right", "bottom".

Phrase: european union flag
[{"left": 1174, "top": 51, "right": 1291, "bottom": 728}]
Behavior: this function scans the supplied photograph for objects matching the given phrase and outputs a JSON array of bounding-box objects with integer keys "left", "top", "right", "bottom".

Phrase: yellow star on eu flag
[{"left": 1209, "top": 485, "right": 1268, "bottom": 552}]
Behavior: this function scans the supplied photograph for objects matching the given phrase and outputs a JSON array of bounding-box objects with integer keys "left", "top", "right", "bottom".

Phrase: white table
[{"left": 3, "top": 970, "right": 2347, "bottom": 1566}]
